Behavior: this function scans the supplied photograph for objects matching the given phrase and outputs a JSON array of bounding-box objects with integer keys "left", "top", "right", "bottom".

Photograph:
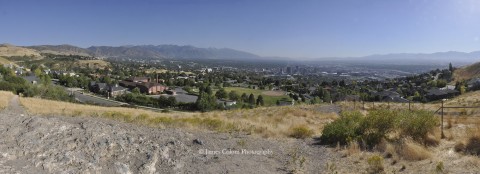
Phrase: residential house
[
  {"left": 93, "top": 83, "right": 108, "bottom": 94},
  {"left": 136, "top": 82, "right": 167, "bottom": 94},
  {"left": 426, "top": 88, "right": 459, "bottom": 101},
  {"left": 467, "top": 78, "right": 480, "bottom": 90},
  {"left": 440, "top": 85, "right": 456, "bottom": 90},
  {"left": 277, "top": 99, "right": 294, "bottom": 106},
  {"left": 217, "top": 99, "right": 237, "bottom": 107},
  {"left": 126, "top": 76, "right": 149, "bottom": 83},
  {"left": 372, "top": 90, "right": 401, "bottom": 101},
  {"left": 22, "top": 75, "right": 40, "bottom": 84},
  {"left": 108, "top": 84, "right": 127, "bottom": 98}
]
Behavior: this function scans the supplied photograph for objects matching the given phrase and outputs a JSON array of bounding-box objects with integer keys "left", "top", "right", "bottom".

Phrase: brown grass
[
  {"left": 18, "top": 97, "right": 338, "bottom": 138},
  {"left": 396, "top": 139, "right": 431, "bottom": 161},
  {"left": 0, "top": 44, "right": 41, "bottom": 58},
  {"left": 75, "top": 60, "right": 110, "bottom": 69},
  {"left": 0, "top": 91, "right": 14, "bottom": 109},
  {"left": 0, "top": 56, "right": 16, "bottom": 66}
]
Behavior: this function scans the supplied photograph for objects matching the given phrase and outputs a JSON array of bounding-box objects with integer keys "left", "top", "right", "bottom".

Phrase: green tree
[
  {"left": 228, "top": 90, "right": 239, "bottom": 101},
  {"left": 248, "top": 93, "right": 255, "bottom": 105},
  {"left": 310, "top": 96, "right": 321, "bottom": 104},
  {"left": 215, "top": 88, "right": 228, "bottom": 99},
  {"left": 132, "top": 87, "right": 141, "bottom": 94},
  {"left": 34, "top": 68, "right": 42, "bottom": 77},
  {"left": 196, "top": 92, "right": 217, "bottom": 112},
  {"left": 323, "top": 90, "right": 331, "bottom": 103},
  {"left": 167, "top": 96, "right": 177, "bottom": 107},
  {"left": 205, "top": 86, "right": 213, "bottom": 95},
  {"left": 241, "top": 93, "right": 248, "bottom": 102},
  {"left": 256, "top": 95, "right": 264, "bottom": 106}
]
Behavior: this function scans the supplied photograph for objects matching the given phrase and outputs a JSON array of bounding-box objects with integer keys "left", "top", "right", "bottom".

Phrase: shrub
[
  {"left": 289, "top": 125, "right": 314, "bottom": 139},
  {"left": 465, "top": 136, "right": 480, "bottom": 155},
  {"left": 320, "top": 109, "right": 438, "bottom": 147},
  {"left": 320, "top": 111, "right": 363, "bottom": 145},
  {"left": 367, "top": 155, "right": 384, "bottom": 174},
  {"left": 435, "top": 161, "right": 444, "bottom": 173},
  {"left": 398, "top": 110, "right": 438, "bottom": 144},
  {"left": 358, "top": 110, "right": 398, "bottom": 148}
]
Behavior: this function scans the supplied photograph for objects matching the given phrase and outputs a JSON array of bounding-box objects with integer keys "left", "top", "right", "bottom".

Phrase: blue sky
[{"left": 1, "top": 0, "right": 479, "bottom": 58}]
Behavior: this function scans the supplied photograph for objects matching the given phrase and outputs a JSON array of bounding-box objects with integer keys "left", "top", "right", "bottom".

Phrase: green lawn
[{"left": 223, "top": 87, "right": 290, "bottom": 106}]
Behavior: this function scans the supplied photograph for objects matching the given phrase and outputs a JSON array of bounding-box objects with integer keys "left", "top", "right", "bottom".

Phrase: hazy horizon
[{"left": 1, "top": 0, "right": 480, "bottom": 58}]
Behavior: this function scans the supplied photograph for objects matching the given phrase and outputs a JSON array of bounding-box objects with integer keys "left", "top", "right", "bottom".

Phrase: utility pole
[
  {"left": 408, "top": 101, "right": 411, "bottom": 111},
  {"left": 441, "top": 99, "right": 445, "bottom": 139}
]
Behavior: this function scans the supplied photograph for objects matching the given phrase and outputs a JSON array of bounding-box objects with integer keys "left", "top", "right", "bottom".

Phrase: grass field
[
  {"left": 223, "top": 87, "right": 290, "bottom": 106},
  {"left": 0, "top": 91, "right": 14, "bottom": 109}
]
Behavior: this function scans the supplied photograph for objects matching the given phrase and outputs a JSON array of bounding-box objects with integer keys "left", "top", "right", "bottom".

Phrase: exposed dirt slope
[
  {"left": 0, "top": 96, "right": 334, "bottom": 173},
  {"left": 0, "top": 44, "right": 41, "bottom": 58}
]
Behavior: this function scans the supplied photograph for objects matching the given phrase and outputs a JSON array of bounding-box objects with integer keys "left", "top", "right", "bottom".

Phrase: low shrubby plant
[
  {"left": 320, "top": 109, "right": 439, "bottom": 149},
  {"left": 289, "top": 125, "right": 314, "bottom": 139},
  {"left": 367, "top": 155, "right": 384, "bottom": 174},
  {"left": 320, "top": 111, "right": 363, "bottom": 145}
]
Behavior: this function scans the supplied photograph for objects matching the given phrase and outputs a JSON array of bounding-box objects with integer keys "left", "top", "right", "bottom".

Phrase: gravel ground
[{"left": 0, "top": 96, "right": 336, "bottom": 174}]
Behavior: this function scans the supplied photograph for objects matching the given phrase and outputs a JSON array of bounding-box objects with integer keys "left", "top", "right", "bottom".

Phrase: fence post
[
  {"left": 373, "top": 101, "right": 375, "bottom": 110},
  {"left": 363, "top": 101, "right": 365, "bottom": 110},
  {"left": 408, "top": 101, "right": 411, "bottom": 111},
  {"left": 441, "top": 99, "right": 445, "bottom": 139}
]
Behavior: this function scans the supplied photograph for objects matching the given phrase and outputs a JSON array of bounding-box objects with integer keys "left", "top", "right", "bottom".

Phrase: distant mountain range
[
  {"left": 1, "top": 43, "right": 480, "bottom": 65},
  {"left": 25, "top": 44, "right": 261, "bottom": 60},
  {"left": 325, "top": 51, "right": 480, "bottom": 65}
]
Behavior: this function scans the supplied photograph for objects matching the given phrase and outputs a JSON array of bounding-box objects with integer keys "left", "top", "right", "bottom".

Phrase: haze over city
[{"left": 1, "top": 0, "right": 480, "bottom": 58}]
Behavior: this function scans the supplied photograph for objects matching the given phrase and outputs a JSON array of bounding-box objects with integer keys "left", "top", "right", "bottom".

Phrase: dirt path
[
  {"left": 2, "top": 95, "right": 26, "bottom": 115},
  {"left": 0, "top": 96, "right": 336, "bottom": 173}
]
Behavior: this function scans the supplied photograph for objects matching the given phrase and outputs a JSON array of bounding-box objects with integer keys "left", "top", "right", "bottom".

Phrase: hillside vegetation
[
  {"left": 18, "top": 96, "right": 337, "bottom": 138},
  {"left": 0, "top": 91, "right": 14, "bottom": 109},
  {"left": 0, "top": 56, "right": 16, "bottom": 66},
  {"left": 0, "top": 44, "right": 41, "bottom": 58},
  {"left": 454, "top": 62, "right": 480, "bottom": 81}
]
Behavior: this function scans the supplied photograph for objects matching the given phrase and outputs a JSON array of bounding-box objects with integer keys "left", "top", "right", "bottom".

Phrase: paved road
[{"left": 72, "top": 91, "right": 125, "bottom": 107}]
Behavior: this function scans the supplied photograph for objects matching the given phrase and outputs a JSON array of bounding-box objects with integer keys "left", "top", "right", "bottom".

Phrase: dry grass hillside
[
  {"left": 28, "top": 45, "right": 92, "bottom": 57},
  {"left": 75, "top": 60, "right": 110, "bottom": 69},
  {"left": 4, "top": 91, "right": 480, "bottom": 173},
  {"left": 334, "top": 92, "right": 480, "bottom": 173},
  {"left": 0, "top": 44, "right": 41, "bottom": 58},
  {"left": 19, "top": 97, "right": 338, "bottom": 138},
  {"left": 0, "top": 91, "right": 14, "bottom": 109},
  {"left": 453, "top": 62, "right": 480, "bottom": 81},
  {"left": 0, "top": 56, "right": 16, "bottom": 66}
]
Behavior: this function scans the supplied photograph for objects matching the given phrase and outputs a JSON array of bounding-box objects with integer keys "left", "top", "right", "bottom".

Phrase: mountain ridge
[{"left": 2, "top": 43, "right": 480, "bottom": 65}]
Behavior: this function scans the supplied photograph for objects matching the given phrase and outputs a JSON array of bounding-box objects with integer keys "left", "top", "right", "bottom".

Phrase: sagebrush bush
[
  {"left": 367, "top": 155, "right": 384, "bottom": 174},
  {"left": 358, "top": 110, "right": 398, "bottom": 148},
  {"left": 320, "top": 111, "right": 363, "bottom": 145},
  {"left": 398, "top": 110, "right": 438, "bottom": 144},
  {"left": 289, "top": 125, "right": 314, "bottom": 139},
  {"left": 320, "top": 109, "right": 438, "bottom": 148}
]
